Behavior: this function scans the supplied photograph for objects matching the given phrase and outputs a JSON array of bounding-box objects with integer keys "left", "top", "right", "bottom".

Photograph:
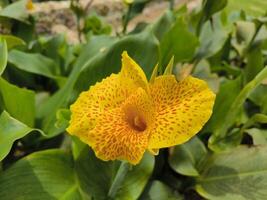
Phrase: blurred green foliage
[{"left": 0, "top": 0, "right": 267, "bottom": 199}]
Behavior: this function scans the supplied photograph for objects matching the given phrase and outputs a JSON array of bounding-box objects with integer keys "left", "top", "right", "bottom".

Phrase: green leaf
[
  {"left": 0, "top": 0, "right": 30, "bottom": 23},
  {"left": 195, "top": 14, "right": 230, "bottom": 59},
  {"left": 0, "top": 77, "right": 35, "bottom": 126},
  {"left": 36, "top": 36, "right": 118, "bottom": 137},
  {"left": 209, "top": 67, "right": 267, "bottom": 151},
  {"left": 196, "top": 145, "right": 267, "bottom": 200},
  {"left": 151, "top": 11, "right": 175, "bottom": 41},
  {"left": 0, "top": 149, "right": 82, "bottom": 200},
  {"left": 169, "top": 137, "right": 207, "bottom": 176},
  {"left": 202, "top": 0, "right": 228, "bottom": 20},
  {"left": 245, "top": 128, "right": 267, "bottom": 145},
  {"left": 249, "top": 84, "right": 267, "bottom": 114},
  {"left": 140, "top": 181, "right": 183, "bottom": 200},
  {"left": 0, "top": 38, "right": 7, "bottom": 76},
  {"left": 75, "top": 146, "right": 154, "bottom": 200},
  {"left": 0, "top": 34, "right": 25, "bottom": 49},
  {"left": 8, "top": 50, "right": 60, "bottom": 79},
  {"left": 204, "top": 76, "right": 243, "bottom": 133},
  {"left": 245, "top": 45, "right": 264, "bottom": 82},
  {"left": 0, "top": 111, "right": 41, "bottom": 161},
  {"left": 227, "top": 0, "right": 267, "bottom": 17},
  {"left": 160, "top": 17, "right": 199, "bottom": 68},
  {"left": 74, "top": 29, "right": 159, "bottom": 93}
]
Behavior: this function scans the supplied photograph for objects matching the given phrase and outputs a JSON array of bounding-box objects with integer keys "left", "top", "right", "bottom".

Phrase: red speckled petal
[
  {"left": 86, "top": 88, "right": 155, "bottom": 164},
  {"left": 148, "top": 75, "right": 215, "bottom": 149}
]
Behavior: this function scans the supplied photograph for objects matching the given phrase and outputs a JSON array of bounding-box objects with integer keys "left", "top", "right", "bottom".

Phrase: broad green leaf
[
  {"left": 151, "top": 11, "right": 175, "bottom": 41},
  {"left": 8, "top": 50, "right": 60, "bottom": 79},
  {"left": 202, "top": 0, "right": 228, "bottom": 20},
  {"left": 249, "top": 84, "right": 267, "bottom": 114},
  {"left": 245, "top": 128, "right": 267, "bottom": 145},
  {"left": 169, "top": 137, "right": 207, "bottom": 176},
  {"left": 75, "top": 146, "right": 154, "bottom": 200},
  {"left": 0, "top": 34, "right": 25, "bottom": 49},
  {"left": 0, "top": 38, "right": 7, "bottom": 76},
  {"left": 140, "top": 181, "right": 183, "bottom": 200},
  {"left": 196, "top": 145, "right": 267, "bottom": 200},
  {"left": 245, "top": 46, "right": 264, "bottom": 82},
  {"left": 193, "top": 60, "right": 220, "bottom": 93},
  {"left": 241, "top": 113, "right": 267, "bottom": 130},
  {"left": 195, "top": 13, "right": 230, "bottom": 59},
  {"left": 160, "top": 17, "right": 199, "bottom": 69},
  {"left": 36, "top": 36, "right": 118, "bottom": 137},
  {"left": 74, "top": 29, "right": 159, "bottom": 93},
  {"left": 0, "top": 0, "right": 30, "bottom": 23},
  {"left": 0, "top": 111, "right": 41, "bottom": 161},
  {"left": 204, "top": 76, "right": 243, "bottom": 133},
  {"left": 0, "top": 77, "right": 35, "bottom": 126},
  {"left": 227, "top": 0, "right": 267, "bottom": 17},
  {"left": 0, "top": 149, "right": 82, "bottom": 200},
  {"left": 209, "top": 67, "right": 267, "bottom": 151}
]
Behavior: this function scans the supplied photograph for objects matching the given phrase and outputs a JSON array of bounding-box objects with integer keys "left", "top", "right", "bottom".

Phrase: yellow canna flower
[
  {"left": 67, "top": 51, "right": 215, "bottom": 165},
  {"left": 26, "top": 0, "right": 34, "bottom": 11}
]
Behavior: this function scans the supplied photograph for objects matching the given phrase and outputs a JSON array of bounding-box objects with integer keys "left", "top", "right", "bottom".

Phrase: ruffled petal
[
  {"left": 120, "top": 51, "right": 149, "bottom": 92},
  {"left": 148, "top": 75, "right": 215, "bottom": 149},
  {"left": 86, "top": 88, "right": 155, "bottom": 164},
  {"left": 67, "top": 74, "right": 138, "bottom": 138}
]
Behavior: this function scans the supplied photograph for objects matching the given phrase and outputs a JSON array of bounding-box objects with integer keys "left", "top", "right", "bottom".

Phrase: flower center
[{"left": 125, "top": 107, "right": 147, "bottom": 132}]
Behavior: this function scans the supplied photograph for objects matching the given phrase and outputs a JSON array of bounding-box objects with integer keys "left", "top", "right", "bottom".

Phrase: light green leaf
[
  {"left": 209, "top": 67, "right": 267, "bottom": 151},
  {"left": 140, "top": 181, "right": 183, "bottom": 200},
  {"left": 0, "top": 77, "right": 35, "bottom": 126},
  {"left": 0, "top": 149, "right": 82, "bottom": 200},
  {"left": 75, "top": 146, "right": 154, "bottom": 200},
  {"left": 249, "top": 84, "right": 267, "bottom": 114},
  {"left": 8, "top": 50, "right": 60, "bottom": 79},
  {"left": 195, "top": 13, "right": 230, "bottom": 59},
  {"left": 160, "top": 17, "right": 199, "bottom": 68},
  {"left": 227, "top": 0, "right": 267, "bottom": 17},
  {"left": 245, "top": 128, "right": 267, "bottom": 145},
  {"left": 0, "top": 111, "right": 41, "bottom": 161},
  {"left": 0, "top": 34, "right": 25, "bottom": 49},
  {"left": 196, "top": 145, "right": 267, "bottom": 200},
  {"left": 204, "top": 76, "right": 243, "bottom": 133},
  {"left": 0, "top": 38, "right": 7, "bottom": 76},
  {"left": 169, "top": 137, "right": 207, "bottom": 176},
  {"left": 0, "top": 0, "right": 30, "bottom": 23}
]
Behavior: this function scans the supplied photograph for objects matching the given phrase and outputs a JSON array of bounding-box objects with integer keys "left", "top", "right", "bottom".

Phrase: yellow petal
[
  {"left": 87, "top": 87, "right": 155, "bottom": 165},
  {"left": 26, "top": 0, "right": 34, "bottom": 11},
  {"left": 148, "top": 75, "right": 215, "bottom": 149},
  {"left": 67, "top": 74, "right": 138, "bottom": 138},
  {"left": 121, "top": 51, "right": 149, "bottom": 92}
]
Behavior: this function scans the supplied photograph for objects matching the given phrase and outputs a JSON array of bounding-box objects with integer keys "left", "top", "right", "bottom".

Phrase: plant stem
[
  {"left": 169, "top": 0, "right": 174, "bottom": 11},
  {"left": 122, "top": 4, "right": 132, "bottom": 34},
  {"left": 108, "top": 161, "right": 131, "bottom": 199}
]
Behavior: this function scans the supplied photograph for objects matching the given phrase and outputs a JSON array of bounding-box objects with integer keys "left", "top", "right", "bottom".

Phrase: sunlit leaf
[{"left": 196, "top": 145, "right": 267, "bottom": 200}]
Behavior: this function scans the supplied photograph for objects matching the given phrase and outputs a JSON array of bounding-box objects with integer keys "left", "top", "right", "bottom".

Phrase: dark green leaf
[
  {"left": 75, "top": 146, "right": 154, "bottom": 200},
  {"left": 169, "top": 137, "right": 207, "bottom": 176},
  {"left": 0, "top": 149, "right": 82, "bottom": 200},
  {"left": 160, "top": 17, "right": 199, "bottom": 68}
]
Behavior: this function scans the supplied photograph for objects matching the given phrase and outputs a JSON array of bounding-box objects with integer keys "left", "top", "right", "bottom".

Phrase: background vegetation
[{"left": 0, "top": 0, "right": 267, "bottom": 199}]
